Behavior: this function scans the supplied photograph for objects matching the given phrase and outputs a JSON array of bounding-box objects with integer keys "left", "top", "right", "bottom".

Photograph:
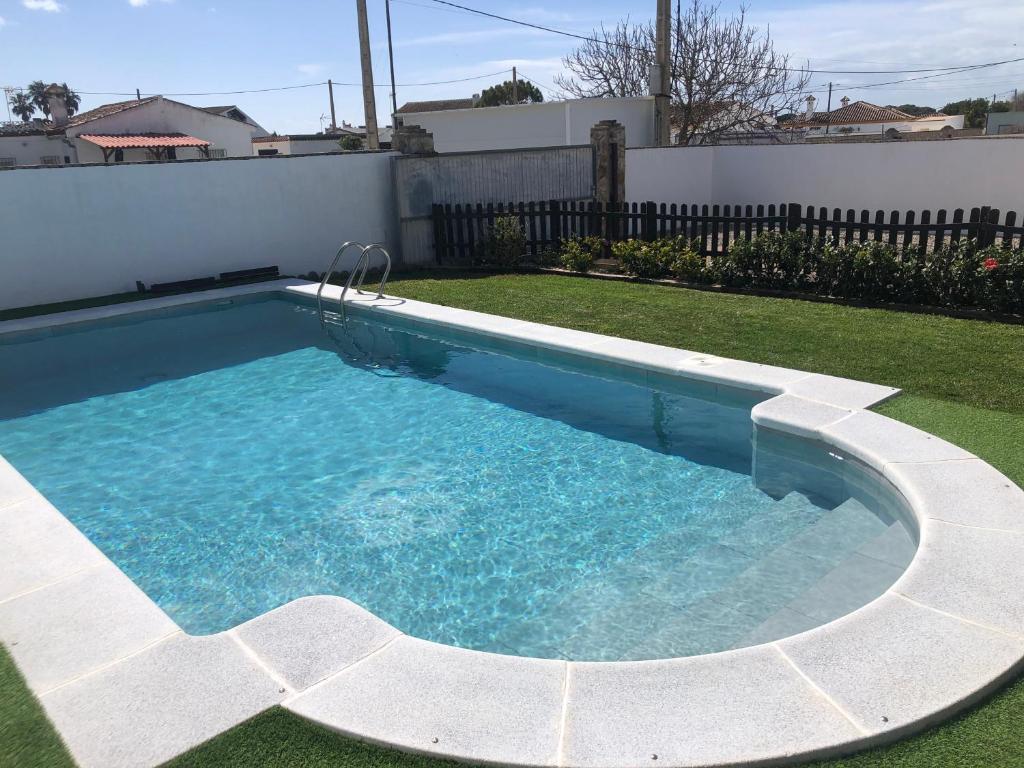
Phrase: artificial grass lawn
[{"left": 3, "top": 273, "right": 1023, "bottom": 767}]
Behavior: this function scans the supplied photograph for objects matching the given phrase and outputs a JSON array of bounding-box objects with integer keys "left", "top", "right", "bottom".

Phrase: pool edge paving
[{"left": 0, "top": 279, "right": 1022, "bottom": 768}]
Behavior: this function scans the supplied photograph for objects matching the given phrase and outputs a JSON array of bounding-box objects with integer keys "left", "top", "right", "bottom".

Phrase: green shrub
[
  {"left": 714, "top": 231, "right": 810, "bottom": 289},
  {"left": 555, "top": 227, "right": 1022, "bottom": 314},
  {"left": 979, "top": 245, "right": 1024, "bottom": 312},
  {"left": 613, "top": 239, "right": 674, "bottom": 278},
  {"left": 479, "top": 215, "right": 526, "bottom": 267},
  {"left": 669, "top": 239, "right": 708, "bottom": 283},
  {"left": 559, "top": 235, "right": 602, "bottom": 272}
]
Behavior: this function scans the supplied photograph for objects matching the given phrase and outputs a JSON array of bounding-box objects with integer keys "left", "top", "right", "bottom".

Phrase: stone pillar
[
  {"left": 590, "top": 120, "right": 626, "bottom": 204},
  {"left": 393, "top": 124, "right": 436, "bottom": 155}
]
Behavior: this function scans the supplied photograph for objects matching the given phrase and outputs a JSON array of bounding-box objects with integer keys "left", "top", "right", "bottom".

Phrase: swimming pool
[{"left": 0, "top": 294, "right": 913, "bottom": 660}]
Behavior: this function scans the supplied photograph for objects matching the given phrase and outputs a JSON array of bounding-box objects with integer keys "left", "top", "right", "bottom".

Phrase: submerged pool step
[
  {"left": 620, "top": 497, "right": 909, "bottom": 659},
  {"left": 734, "top": 520, "right": 914, "bottom": 648}
]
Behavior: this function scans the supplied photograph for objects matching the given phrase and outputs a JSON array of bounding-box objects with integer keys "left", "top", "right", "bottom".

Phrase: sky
[{"left": 1, "top": 0, "right": 1022, "bottom": 134}]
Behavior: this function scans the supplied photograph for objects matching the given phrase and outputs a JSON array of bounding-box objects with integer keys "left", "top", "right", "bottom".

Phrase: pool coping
[{"left": 0, "top": 279, "right": 1021, "bottom": 768}]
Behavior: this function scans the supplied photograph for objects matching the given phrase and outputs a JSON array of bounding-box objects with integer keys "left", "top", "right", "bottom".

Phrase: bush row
[
  {"left": 476, "top": 216, "right": 1023, "bottom": 313},
  {"left": 596, "top": 232, "right": 1021, "bottom": 313}
]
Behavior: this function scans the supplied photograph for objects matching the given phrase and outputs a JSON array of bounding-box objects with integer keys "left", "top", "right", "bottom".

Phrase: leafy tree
[
  {"left": 941, "top": 98, "right": 991, "bottom": 129},
  {"left": 8, "top": 92, "right": 35, "bottom": 122},
  {"left": 893, "top": 104, "right": 936, "bottom": 117},
  {"left": 556, "top": 0, "right": 810, "bottom": 145},
  {"left": 338, "top": 135, "right": 363, "bottom": 151},
  {"left": 27, "top": 80, "right": 50, "bottom": 117},
  {"left": 476, "top": 80, "right": 544, "bottom": 107},
  {"left": 60, "top": 83, "right": 81, "bottom": 116}
]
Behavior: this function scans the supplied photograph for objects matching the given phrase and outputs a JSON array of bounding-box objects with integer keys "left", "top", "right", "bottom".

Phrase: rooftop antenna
[{"left": 2, "top": 86, "right": 18, "bottom": 122}]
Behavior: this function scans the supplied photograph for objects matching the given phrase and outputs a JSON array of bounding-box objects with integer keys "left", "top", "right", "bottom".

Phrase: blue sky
[{"left": 1, "top": 0, "right": 1021, "bottom": 133}]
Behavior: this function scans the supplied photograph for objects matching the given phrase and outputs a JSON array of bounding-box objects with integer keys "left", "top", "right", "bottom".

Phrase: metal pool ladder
[{"left": 316, "top": 241, "right": 392, "bottom": 325}]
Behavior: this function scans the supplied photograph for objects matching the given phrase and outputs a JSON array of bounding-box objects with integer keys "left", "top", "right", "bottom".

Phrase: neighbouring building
[
  {"left": 395, "top": 95, "right": 656, "bottom": 153},
  {"left": 789, "top": 97, "right": 965, "bottom": 139},
  {"left": 251, "top": 122, "right": 392, "bottom": 156},
  {"left": 0, "top": 87, "right": 266, "bottom": 167},
  {"left": 987, "top": 111, "right": 1024, "bottom": 135}
]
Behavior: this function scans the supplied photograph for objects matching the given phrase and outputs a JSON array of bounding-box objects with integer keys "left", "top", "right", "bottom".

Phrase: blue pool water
[{"left": 0, "top": 297, "right": 913, "bottom": 660}]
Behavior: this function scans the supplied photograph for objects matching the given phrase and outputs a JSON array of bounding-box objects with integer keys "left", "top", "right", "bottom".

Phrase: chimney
[
  {"left": 805, "top": 95, "right": 817, "bottom": 118},
  {"left": 45, "top": 83, "right": 69, "bottom": 128},
  {"left": 840, "top": 96, "right": 850, "bottom": 108}
]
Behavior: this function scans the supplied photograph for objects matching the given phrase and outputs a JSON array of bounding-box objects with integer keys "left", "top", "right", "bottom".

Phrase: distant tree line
[
  {"left": 476, "top": 80, "right": 544, "bottom": 107},
  {"left": 893, "top": 92, "right": 1023, "bottom": 129},
  {"left": 6, "top": 81, "right": 81, "bottom": 122}
]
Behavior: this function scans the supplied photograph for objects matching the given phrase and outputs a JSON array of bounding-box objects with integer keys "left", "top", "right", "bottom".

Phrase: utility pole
[
  {"left": 654, "top": 0, "right": 672, "bottom": 146},
  {"left": 136, "top": 88, "right": 142, "bottom": 102},
  {"left": 385, "top": 0, "right": 399, "bottom": 131},
  {"left": 355, "top": 0, "right": 380, "bottom": 150},
  {"left": 328, "top": 79, "right": 338, "bottom": 132},
  {"left": 824, "top": 82, "right": 833, "bottom": 134},
  {"left": 512, "top": 66, "right": 519, "bottom": 104}
]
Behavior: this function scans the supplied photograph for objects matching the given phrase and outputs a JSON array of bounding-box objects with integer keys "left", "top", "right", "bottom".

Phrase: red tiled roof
[
  {"left": 397, "top": 98, "right": 476, "bottom": 114},
  {"left": 78, "top": 133, "right": 211, "bottom": 149},
  {"left": 66, "top": 98, "right": 158, "bottom": 128},
  {"left": 797, "top": 101, "right": 915, "bottom": 127}
]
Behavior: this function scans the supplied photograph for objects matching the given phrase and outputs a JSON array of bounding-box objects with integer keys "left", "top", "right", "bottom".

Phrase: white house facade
[{"left": 1, "top": 91, "right": 265, "bottom": 167}]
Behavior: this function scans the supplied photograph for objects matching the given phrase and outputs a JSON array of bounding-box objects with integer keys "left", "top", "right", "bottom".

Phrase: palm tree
[
  {"left": 27, "top": 80, "right": 49, "bottom": 118},
  {"left": 9, "top": 92, "right": 35, "bottom": 122},
  {"left": 61, "top": 83, "right": 81, "bottom": 116}
]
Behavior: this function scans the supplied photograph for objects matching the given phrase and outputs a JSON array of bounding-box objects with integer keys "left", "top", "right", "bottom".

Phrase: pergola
[{"left": 78, "top": 133, "right": 212, "bottom": 162}]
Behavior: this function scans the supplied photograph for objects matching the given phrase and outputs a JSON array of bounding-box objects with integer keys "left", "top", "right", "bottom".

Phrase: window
[
  {"left": 257, "top": 148, "right": 279, "bottom": 156},
  {"left": 166, "top": 147, "right": 177, "bottom": 160},
  {"left": 114, "top": 149, "right": 124, "bottom": 162},
  {"left": 40, "top": 155, "right": 61, "bottom": 166},
  {"left": 209, "top": 148, "right": 227, "bottom": 158},
  {"left": 0, "top": 158, "right": 15, "bottom": 168}
]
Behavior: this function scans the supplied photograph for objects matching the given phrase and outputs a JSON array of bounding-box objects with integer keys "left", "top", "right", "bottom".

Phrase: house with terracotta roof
[
  {"left": 789, "top": 96, "right": 964, "bottom": 138},
  {"left": 0, "top": 88, "right": 266, "bottom": 167}
]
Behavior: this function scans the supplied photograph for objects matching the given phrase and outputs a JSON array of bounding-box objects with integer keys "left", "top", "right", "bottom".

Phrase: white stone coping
[{"left": 1, "top": 280, "right": 1022, "bottom": 768}]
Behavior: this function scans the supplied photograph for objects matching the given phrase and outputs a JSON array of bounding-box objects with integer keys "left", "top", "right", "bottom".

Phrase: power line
[
  {"left": 424, "top": 0, "right": 1023, "bottom": 78},
  {"left": 514, "top": 71, "right": 561, "bottom": 99},
  {"left": 73, "top": 69, "right": 512, "bottom": 98}
]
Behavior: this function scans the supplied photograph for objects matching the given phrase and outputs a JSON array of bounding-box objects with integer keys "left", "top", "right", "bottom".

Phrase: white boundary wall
[
  {"left": 0, "top": 153, "right": 398, "bottom": 311},
  {"left": 400, "top": 97, "right": 655, "bottom": 153},
  {"left": 626, "top": 138, "right": 1024, "bottom": 211}
]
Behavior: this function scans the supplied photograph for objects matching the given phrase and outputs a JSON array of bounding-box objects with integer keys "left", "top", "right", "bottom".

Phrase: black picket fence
[{"left": 432, "top": 201, "right": 1024, "bottom": 264}]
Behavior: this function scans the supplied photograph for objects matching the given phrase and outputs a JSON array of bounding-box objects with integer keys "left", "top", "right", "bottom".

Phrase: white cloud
[
  {"left": 297, "top": 63, "right": 326, "bottom": 76},
  {"left": 746, "top": 0, "right": 1024, "bottom": 106},
  {"left": 395, "top": 27, "right": 548, "bottom": 49},
  {"left": 0, "top": 16, "right": 6, "bottom": 28},
  {"left": 128, "top": 0, "right": 174, "bottom": 6},
  {"left": 22, "top": 0, "right": 64, "bottom": 12}
]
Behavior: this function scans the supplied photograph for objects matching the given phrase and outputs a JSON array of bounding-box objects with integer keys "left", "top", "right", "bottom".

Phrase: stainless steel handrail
[
  {"left": 335, "top": 244, "right": 392, "bottom": 320},
  {"left": 353, "top": 244, "right": 392, "bottom": 299},
  {"left": 316, "top": 241, "right": 366, "bottom": 325}
]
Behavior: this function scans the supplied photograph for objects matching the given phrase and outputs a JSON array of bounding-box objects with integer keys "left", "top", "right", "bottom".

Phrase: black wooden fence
[{"left": 432, "top": 201, "right": 1024, "bottom": 264}]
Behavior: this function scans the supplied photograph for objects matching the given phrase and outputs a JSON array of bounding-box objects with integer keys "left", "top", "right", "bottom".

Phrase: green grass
[
  {"left": 0, "top": 644, "right": 74, "bottom": 768},
  {"left": 3, "top": 272, "right": 1023, "bottom": 767}
]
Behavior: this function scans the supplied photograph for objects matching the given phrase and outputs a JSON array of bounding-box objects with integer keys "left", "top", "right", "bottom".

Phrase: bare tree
[
  {"left": 556, "top": 1, "right": 810, "bottom": 145},
  {"left": 555, "top": 21, "right": 653, "bottom": 99}
]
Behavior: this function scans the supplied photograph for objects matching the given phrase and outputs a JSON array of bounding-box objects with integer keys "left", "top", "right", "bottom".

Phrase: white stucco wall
[
  {"left": 0, "top": 133, "right": 77, "bottom": 167},
  {"left": 626, "top": 138, "right": 1024, "bottom": 211},
  {"left": 399, "top": 97, "right": 655, "bottom": 153},
  {"left": 66, "top": 97, "right": 257, "bottom": 162},
  {"left": 0, "top": 152, "right": 399, "bottom": 311},
  {"left": 253, "top": 139, "right": 293, "bottom": 155}
]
